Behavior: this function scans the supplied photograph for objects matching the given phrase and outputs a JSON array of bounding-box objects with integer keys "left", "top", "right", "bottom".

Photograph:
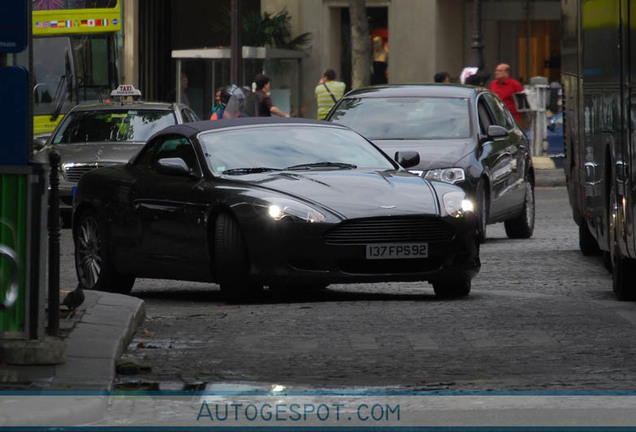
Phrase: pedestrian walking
[
  {"left": 253, "top": 74, "right": 289, "bottom": 118},
  {"left": 489, "top": 63, "right": 524, "bottom": 123},
  {"left": 166, "top": 72, "right": 190, "bottom": 107},
  {"left": 315, "top": 68, "right": 346, "bottom": 120},
  {"left": 209, "top": 86, "right": 224, "bottom": 119},
  {"left": 434, "top": 72, "right": 450, "bottom": 83},
  {"left": 464, "top": 70, "right": 489, "bottom": 86}
]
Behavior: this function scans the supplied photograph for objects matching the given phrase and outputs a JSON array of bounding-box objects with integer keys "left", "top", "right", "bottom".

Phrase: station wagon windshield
[
  {"left": 53, "top": 110, "right": 177, "bottom": 144},
  {"left": 199, "top": 126, "right": 396, "bottom": 175},
  {"left": 330, "top": 97, "right": 471, "bottom": 140}
]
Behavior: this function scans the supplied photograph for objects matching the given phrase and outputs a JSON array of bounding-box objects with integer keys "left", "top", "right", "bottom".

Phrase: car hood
[
  {"left": 369, "top": 138, "right": 474, "bottom": 170},
  {"left": 35, "top": 142, "right": 143, "bottom": 165},
  {"left": 235, "top": 169, "right": 441, "bottom": 218}
]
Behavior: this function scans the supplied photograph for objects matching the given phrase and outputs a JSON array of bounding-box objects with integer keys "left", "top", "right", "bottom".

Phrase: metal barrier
[{"left": 0, "top": 243, "right": 18, "bottom": 309}]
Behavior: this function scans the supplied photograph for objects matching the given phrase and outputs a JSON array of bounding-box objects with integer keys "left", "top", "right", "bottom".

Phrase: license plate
[{"left": 365, "top": 243, "right": 428, "bottom": 260}]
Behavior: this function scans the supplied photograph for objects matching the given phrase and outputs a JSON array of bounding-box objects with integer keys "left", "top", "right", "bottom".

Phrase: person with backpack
[{"left": 315, "top": 68, "right": 346, "bottom": 120}]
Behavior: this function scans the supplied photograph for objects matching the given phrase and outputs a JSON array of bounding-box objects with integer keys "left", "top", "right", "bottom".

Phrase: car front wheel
[
  {"left": 475, "top": 181, "right": 488, "bottom": 243},
  {"left": 504, "top": 180, "right": 535, "bottom": 239},
  {"left": 214, "top": 213, "right": 263, "bottom": 301},
  {"left": 74, "top": 209, "right": 135, "bottom": 294}
]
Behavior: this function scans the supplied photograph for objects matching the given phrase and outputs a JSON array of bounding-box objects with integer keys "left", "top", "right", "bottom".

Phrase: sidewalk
[{"left": 0, "top": 290, "right": 145, "bottom": 426}]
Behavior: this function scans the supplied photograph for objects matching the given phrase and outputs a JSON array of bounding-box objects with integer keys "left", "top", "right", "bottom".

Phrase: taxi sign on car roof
[{"left": 111, "top": 85, "right": 142, "bottom": 98}]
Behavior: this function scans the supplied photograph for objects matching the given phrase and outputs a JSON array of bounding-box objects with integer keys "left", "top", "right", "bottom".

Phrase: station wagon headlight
[
  {"left": 424, "top": 168, "right": 466, "bottom": 184},
  {"left": 443, "top": 191, "right": 474, "bottom": 218},
  {"left": 265, "top": 198, "right": 326, "bottom": 223}
]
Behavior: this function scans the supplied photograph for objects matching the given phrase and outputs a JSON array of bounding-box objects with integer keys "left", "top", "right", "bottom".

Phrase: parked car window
[
  {"left": 53, "top": 109, "right": 177, "bottom": 144},
  {"left": 484, "top": 94, "right": 514, "bottom": 130},
  {"left": 330, "top": 97, "right": 471, "bottom": 140},
  {"left": 181, "top": 108, "right": 199, "bottom": 123}
]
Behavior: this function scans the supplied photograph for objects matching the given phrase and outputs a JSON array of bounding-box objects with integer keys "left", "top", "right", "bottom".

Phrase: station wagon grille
[
  {"left": 324, "top": 217, "right": 455, "bottom": 244},
  {"left": 64, "top": 163, "right": 105, "bottom": 183}
]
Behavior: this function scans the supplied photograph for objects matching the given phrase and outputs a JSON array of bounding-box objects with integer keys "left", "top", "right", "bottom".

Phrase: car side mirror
[
  {"left": 33, "top": 135, "right": 50, "bottom": 151},
  {"left": 155, "top": 157, "right": 192, "bottom": 176},
  {"left": 394, "top": 151, "right": 420, "bottom": 169},
  {"left": 487, "top": 125, "right": 509, "bottom": 140}
]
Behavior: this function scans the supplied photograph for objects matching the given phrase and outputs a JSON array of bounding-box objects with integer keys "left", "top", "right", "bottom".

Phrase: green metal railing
[{"left": 0, "top": 173, "right": 27, "bottom": 335}]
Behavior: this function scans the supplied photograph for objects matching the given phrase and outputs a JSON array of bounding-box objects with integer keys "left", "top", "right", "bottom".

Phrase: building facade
[{"left": 121, "top": 0, "right": 560, "bottom": 119}]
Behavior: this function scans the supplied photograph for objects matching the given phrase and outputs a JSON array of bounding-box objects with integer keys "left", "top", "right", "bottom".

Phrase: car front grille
[
  {"left": 324, "top": 217, "right": 455, "bottom": 245},
  {"left": 64, "top": 163, "right": 105, "bottom": 183}
]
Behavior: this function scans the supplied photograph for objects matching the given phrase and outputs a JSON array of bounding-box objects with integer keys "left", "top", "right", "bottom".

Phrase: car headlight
[
  {"left": 264, "top": 198, "right": 326, "bottom": 223},
  {"left": 424, "top": 168, "right": 466, "bottom": 184},
  {"left": 443, "top": 191, "right": 474, "bottom": 218}
]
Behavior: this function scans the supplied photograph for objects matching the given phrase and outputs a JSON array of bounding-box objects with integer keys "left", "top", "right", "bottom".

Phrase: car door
[
  {"left": 477, "top": 93, "right": 524, "bottom": 220},
  {"left": 483, "top": 93, "right": 528, "bottom": 216},
  {"left": 131, "top": 134, "right": 209, "bottom": 279}
]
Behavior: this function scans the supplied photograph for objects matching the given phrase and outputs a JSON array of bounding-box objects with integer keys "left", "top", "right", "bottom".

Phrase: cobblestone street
[{"left": 60, "top": 187, "right": 636, "bottom": 392}]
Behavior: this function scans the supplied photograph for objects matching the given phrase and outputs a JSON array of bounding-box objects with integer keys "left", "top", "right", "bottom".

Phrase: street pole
[
  {"left": 230, "top": 0, "right": 242, "bottom": 85},
  {"left": 470, "top": 0, "right": 484, "bottom": 70}
]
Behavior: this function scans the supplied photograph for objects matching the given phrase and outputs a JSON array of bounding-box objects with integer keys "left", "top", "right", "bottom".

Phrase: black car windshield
[
  {"left": 199, "top": 125, "right": 397, "bottom": 175},
  {"left": 330, "top": 97, "right": 472, "bottom": 140},
  {"left": 52, "top": 109, "right": 177, "bottom": 144}
]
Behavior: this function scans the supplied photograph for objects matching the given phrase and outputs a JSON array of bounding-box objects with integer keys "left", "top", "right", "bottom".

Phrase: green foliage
[{"left": 215, "top": 8, "right": 312, "bottom": 51}]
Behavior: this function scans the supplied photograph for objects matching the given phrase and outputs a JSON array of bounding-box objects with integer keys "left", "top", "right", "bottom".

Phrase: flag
[
  {"left": 80, "top": 20, "right": 88, "bottom": 26},
  {"left": 88, "top": 19, "right": 95, "bottom": 27},
  {"left": 50, "top": 21, "right": 58, "bottom": 28},
  {"left": 35, "top": 21, "right": 42, "bottom": 28},
  {"left": 66, "top": 20, "right": 72, "bottom": 27}
]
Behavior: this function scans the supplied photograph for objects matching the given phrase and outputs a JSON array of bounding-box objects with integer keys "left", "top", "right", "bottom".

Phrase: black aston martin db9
[{"left": 72, "top": 118, "right": 480, "bottom": 299}]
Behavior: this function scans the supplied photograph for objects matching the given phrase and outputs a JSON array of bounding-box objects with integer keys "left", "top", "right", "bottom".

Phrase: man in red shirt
[{"left": 489, "top": 63, "right": 524, "bottom": 124}]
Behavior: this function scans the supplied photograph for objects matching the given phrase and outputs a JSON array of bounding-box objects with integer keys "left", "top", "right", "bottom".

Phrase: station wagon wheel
[
  {"left": 504, "top": 179, "right": 535, "bottom": 239},
  {"left": 214, "top": 213, "right": 263, "bottom": 301},
  {"left": 475, "top": 181, "right": 488, "bottom": 243},
  {"left": 432, "top": 276, "right": 471, "bottom": 299},
  {"left": 74, "top": 209, "right": 135, "bottom": 294}
]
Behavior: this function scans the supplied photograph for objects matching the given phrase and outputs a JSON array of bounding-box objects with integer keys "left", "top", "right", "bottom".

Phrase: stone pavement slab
[{"left": 0, "top": 290, "right": 145, "bottom": 427}]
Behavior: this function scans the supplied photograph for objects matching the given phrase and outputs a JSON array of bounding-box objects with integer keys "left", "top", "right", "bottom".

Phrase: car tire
[
  {"left": 433, "top": 276, "right": 471, "bottom": 299},
  {"left": 214, "top": 213, "right": 262, "bottom": 301},
  {"left": 475, "top": 181, "right": 488, "bottom": 244},
  {"left": 74, "top": 209, "right": 135, "bottom": 294},
  {"left": 504, "top": 180, "right": 535, "bottom": 239}
]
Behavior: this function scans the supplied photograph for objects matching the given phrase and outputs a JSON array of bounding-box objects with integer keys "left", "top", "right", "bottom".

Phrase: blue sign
[
  {"left": 0, "top": 0, "right": 27, "bottom": 53},
  {"left": 0, "top": 67, "right": 29, "bottom": 166}
]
